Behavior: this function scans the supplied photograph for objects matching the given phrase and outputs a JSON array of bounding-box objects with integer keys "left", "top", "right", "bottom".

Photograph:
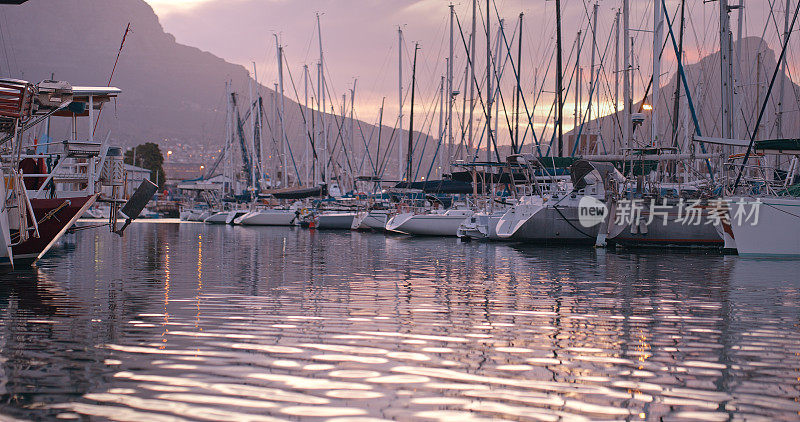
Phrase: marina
[{"left": 1, "top": 0, "right": 800, "bottom": 419}]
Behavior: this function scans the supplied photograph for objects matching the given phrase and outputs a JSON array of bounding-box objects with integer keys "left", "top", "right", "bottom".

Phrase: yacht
[{"left": 385, "top": 208, "right": 473, "bottom": 236}]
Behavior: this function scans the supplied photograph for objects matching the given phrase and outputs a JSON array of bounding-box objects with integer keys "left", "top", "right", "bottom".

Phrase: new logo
[{"left": 578, "top": 196, "right": 607, "bottom": 228}]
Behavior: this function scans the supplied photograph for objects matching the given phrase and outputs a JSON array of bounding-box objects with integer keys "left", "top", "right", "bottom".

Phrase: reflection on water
[{"left": 0, "top": 222, "right": 799, "bottom": 420}]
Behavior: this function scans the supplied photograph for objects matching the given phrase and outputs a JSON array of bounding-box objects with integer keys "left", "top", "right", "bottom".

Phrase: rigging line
[
  {"left": 495, "top": 7, "right": 548, "bottom": 155},
  {"left": 540, "top": 23, "right": 585, "bottom": 156},
  {"left": 475, "top": 0, "right": 506, "bottom": 161},
  {"left": 93, "top": 23, "right": 132, "bottom": 137},
  {"left": 568, "top": 1, "right": 618, "bottom": 156},
  {"left": 670, "top": 0, "right": 688, "bottom": 152},
  {"left": 661, "top": 0, "right": 715, "bottom": 180},
  {"left": 425, "top": 83, "right": 445, "bottom": 181},
  {"left": 414, "top": 97, "right": 440, "bottom": 182},
  {"left": 522, "top": 38, "right": 557, "bottom": 156},
  {"left": 488, "top": 29, "right": 516, "bottom": 158},
  {"left": 765, "top": 0, "right": 800, "bottom": 133},
  {"left": 258, "top": 94, "right": 282, "bottom": 165},
  {"left": 324, "top": 90, "right": 365, "bottom": 182},
  {"left": 492, "top": 2, "right": 535, "bottom": 154},
  {"left": 454, "top": 11, "right": 502, "bottom": 162},
  {"left": 734, "top": 0, "right": 800, "bottom": 190},
  {"left": 354, "top": 110, "right": 378, "bottom": 176},
  {"left": 408, "top": 75, "right": 441, "bottom": 181},
  {"left": 377, "top": 116, "right": 400, "bottom": 178},
  {"left": 271, "top": 89, "right": 302, "bottom": 186},
  {"left": 574, "top": 0, "right": 621, "bottom": 155},
  {"left": 319, "top": 79, "right": 352, "bottom": 177},
  {"left": 373, "top": 98, "right": 386, "bottom": 177},
  {"left": 542, "top": 29, "right": 586, "bottom": 156},
  {"left": 582, "top": 0, "right": 679, "bottom": 154},
  {"left": 487, "top": 11, "right": 520, "bottom": 154},
  {"left": 327, "top": 102, "right": 355, "bottom": 179},
  {"left": 282, "top": 50, "right": 319, "bottom": 164}
]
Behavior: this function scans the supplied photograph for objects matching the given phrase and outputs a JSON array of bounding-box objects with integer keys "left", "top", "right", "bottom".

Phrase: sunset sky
[{"left": 142, "top": 0, "right": 792, "bottom": 139}]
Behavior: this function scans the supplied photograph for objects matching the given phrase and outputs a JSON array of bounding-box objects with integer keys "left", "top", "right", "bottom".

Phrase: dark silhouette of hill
[
  {"left": 0, "top": 0, "right": 429, "bottom": 183},
  {"left": 561, "top": 36, "right": 800, "bottom": 155}
]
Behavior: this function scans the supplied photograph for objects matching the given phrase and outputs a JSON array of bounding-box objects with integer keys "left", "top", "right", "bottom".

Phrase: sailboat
[
  {"left": 495, "top": 159, "right": 623, "bottom": 243},
  {"left": 707, "top": 138, "right": 800, "bottom": 256}
]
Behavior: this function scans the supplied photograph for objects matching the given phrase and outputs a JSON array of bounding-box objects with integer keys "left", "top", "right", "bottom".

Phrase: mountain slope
[{"left": 0, "top": 0, "right": 428, "bottom": 183}]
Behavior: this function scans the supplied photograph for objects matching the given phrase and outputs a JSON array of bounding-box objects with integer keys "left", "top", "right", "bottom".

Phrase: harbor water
[{"left": 1, "top": 221, "right": 800, "bottom": 420}]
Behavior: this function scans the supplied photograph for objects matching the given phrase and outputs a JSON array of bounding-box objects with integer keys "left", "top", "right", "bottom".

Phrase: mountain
[
  {"left": 0, "top": 0, "right": 246, "bottom": 147},
  {"left": 0, "top": 0, "right": 427, "bottom": 183},
  {"left": 3, "top": 0, "right": 794, "bottom": 186},
  {"left": 562, "top": 36, "right": 800, "bottom": 155}
]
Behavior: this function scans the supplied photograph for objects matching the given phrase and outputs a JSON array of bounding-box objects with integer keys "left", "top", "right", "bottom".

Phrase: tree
[{"left": 125, "top": 142, "right": 166, "bottom": 189}]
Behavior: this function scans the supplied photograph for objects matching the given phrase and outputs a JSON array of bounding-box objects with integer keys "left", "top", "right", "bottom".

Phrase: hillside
[
  {"left": 0, "top": 0, "right": 424, "bottom": 182},
  {"left": 562, "top": 36, "right": 800, "bottom": 155}
]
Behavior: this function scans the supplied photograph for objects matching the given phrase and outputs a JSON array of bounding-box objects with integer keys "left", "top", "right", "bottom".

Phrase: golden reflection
[
  {"left": 161, "top": 244, "right": 170, "bottom": 349},
  {"left": 196, "top": 234, "right": 203, "bottom": 336}
]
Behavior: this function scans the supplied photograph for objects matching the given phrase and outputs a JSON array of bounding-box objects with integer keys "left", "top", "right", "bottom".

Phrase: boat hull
[
  {"left": 728, "top": 196, "right": 800, "bottom": 257},
  {"left": 204, "top": 210, "right": 246, "bottom": 225},
  {"left": 457, "top": 212, "right": 503, "bottom": 240},
  {"left": 609, "top": 212, "right": 722, "bottom": 248},
  {"left": 237, "top": 209, "right": 297, "bottom": 226},
  {"left": 2, "top": 194, "right": 98, "bottom": 267},
  {"left": 351, "top": 210, "right": 390, "bottom": 231},
  {"left": 499, "top": 205, "right": 599, "bottom": 244},
  {"left": 386, "top": 211, "right": 472, "bottom": 236},
  {"left": 315, "top": 212, "right": 357, "bottom": 230}
]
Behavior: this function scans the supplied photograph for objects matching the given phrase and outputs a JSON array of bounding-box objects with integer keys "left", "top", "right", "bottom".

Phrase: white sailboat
[
  {"left": 385, "top": 208, "right": 473, "bottom": 236},
  {"left": 351, "top": 209, "right": 391, "bottom": 231},
  {"left": 727, "top": 195, "right": 800, "bottom": 256},
  {"left": 457, "top": 208, "right": 509, "bottom": 240},
  {"left": 236, "top": 208, "right": 299, "bottom": 226}
]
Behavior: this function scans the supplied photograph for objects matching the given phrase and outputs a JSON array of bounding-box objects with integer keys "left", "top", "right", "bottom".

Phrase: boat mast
[
  {"left": 304, "top": 64, "right": 311, "bottom": 185},
  {"left": 448, "top": 4, "right": 454, "bottom": 173},
  {"left": 589, "top": 4, "right": 597, "bottom": 148},
  {"left": 486, "top": 0, "right": 492, "bottom": 162},
  {"left": 494, "top": 21, "right": 502, "bottom": 160},
  {"left": 273, "top": 83, "right": 279, "bottom": 181},
  {"left": 671, "top": 0, "right": 686, "bottom": 153},
  {"left": 317, "top": 13, "right": 327, "bottom": 184},
  {"left": 778, "top": 0, "right": 790, "bottom": 139},
  {"left": 398, "top": 27, "right": 404, "bottom": 180},
  {"left": 652, "top": 0, "right": 663, "bottom": 147},
  {"left": 469, "top": 0, "right": 476, "bottom": 161},
  {"left": 439, "top": 74, "right": 445, "bottom": 178},
  {"left": 720, "top": 0, "right": 735, "bottom": 167},
  {"left": 350, "top": 80, "right": 357, "bottom": 190},
  {"left": 614, "top": 9, "right": 620, "bottom": 154},
  {"left": 514, "top": 13, "right": 523, "bottom": 154},
  {"left": 248, "top": 66, "right": 256, "bottom": 195},
  {"left": 276, "top": 38, "right": 287, "bottom": 188},
  {"left": 377, "top": 97, "right": 384, "bottom": 181},
  {"left": 575, "top": 30, "right": 582, "bottom": 145},
  {"left": 407, "top": 43, "right": 419, "bottom": 182},
  {"left": 734, "top": 0, "right": 744, "bottom": 140},
  {"left": 623, "top": 0, "right": 631, "bottom": 152},
  {"left": 224, "top": 81, "right": 232, "bottom": 193},
  {"left": 556, "top": 0, "right": 564, "bottom": 157}
]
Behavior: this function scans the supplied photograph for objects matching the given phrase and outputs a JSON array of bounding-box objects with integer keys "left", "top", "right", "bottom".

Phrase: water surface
[{"left": 0, "top": 222, "right": 799, "bottom": 420}]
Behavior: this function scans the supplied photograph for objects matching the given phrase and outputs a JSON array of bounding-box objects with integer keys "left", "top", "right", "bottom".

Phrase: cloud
[{"left": 144, "top": 0, "right": 215, "bottom": 16}]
